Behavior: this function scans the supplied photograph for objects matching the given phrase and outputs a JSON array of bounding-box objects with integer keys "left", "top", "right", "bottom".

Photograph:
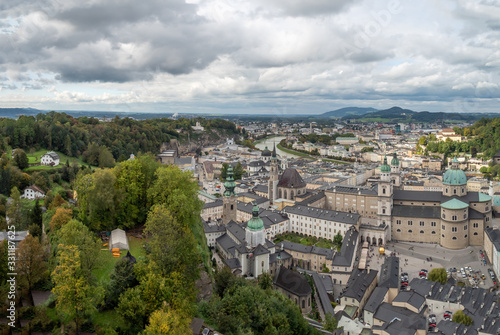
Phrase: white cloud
[{"left": 0, "top": 0, "right": 499, "bottom": 113}]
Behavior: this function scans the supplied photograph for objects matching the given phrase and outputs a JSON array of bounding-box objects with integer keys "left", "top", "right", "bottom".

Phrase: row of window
[
  {"left": 396, "top": 220, "right": 437, "bottom": 227},
  {"left": 395, "top": 229, "right": 479, "bottom": 237}
]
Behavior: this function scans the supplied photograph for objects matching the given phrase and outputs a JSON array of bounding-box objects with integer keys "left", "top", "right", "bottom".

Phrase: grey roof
[
  {"left": 274, "top": 267, "right": 311, "bottom": 297},
  {"left": 224, "top": 258, "right": 241, "bottom": 269},
  {"left": 253, "top": 244, "right": 270, "bottom": 256},
  {"left": 174, "top": 156, "right": 194, "bottom": 166},
  {"left": 378, "top": 256, "right": 400, "bottom": 288},
  {"left": 203, "top": 221, "right": 226, "bottom": 234},
  {"left": 43, "top": 151, "right": 60, "bottom": 160},
  {"left": 408, "top": 277, "right": 434, "bottom": 297},
  {"left": 332, "top": 226, "right": 359, "bottom": 267},
  {"left": 469, "top": 207, "right": 485, "bottom": 219},
  {"left": 253, "top": 184, "right": 268, "bottom": 193},
  {"left": 373, "top": 303, "right": 426, "bottom": 333},
  {"left": 320, "top": 274, "right": 334, "bottom": 292},
  {"left": 248, "top": 160, "right": 267, "bottom": 167},
  {"left": 237, "top": 201, "right": 265, "bottom": 215},
  {"left": 260, "top": 211, "right": 288, "bottom": 229},
  {"left": 364, "top": 286, "right": 389, "bottom": 313},
  {"left": 284, "top": 205, "right": 360, "bottom": 225},
  {"left": 278, "top": 168, "right": 306, "bottom": 188},
  {"left": 341, "top": 268, "right": 378, "bottom": 302},
  {"left": 393, "top": 189, "right": 489, "bottom": 206},
  {"left": 393, "top": 291, "right": 425, "bottom": 311},
  {"left": 296, "top": 191, "right": 326, "bottom": 206},
  {"left": 216, "top": 234, "right": 238, "bottom": 258},
  {"left": 279, "top": 240, "right": 334, "bottom": 259},
  {"left": 203, "top": 199, "right": 223, "bottom": 209},
  {"left": 392, "top": 205, "right": 441, "bottom": 218},
  {"left": 312, "top": 272, "right": 335, "bottom": 317},
  {"left": 269, "top": 250, "right": 292, "bottom": 264},
  {"left": 485, "top": 227, "right": 500, "bottom": 251},
  {"left": 226, "top": 220, "right": 246, "bottom": 244},
  {"left": 436, "top": 320, "right": 470, "bottom": 335},
  {"left": 329, "top": 184, "right": 378, "bottom": 195}
]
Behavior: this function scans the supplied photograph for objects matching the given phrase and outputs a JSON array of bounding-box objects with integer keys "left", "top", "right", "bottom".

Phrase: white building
[
  {"left": 22, "top": 185, "right": 45, "bottom": 200},
  {"left": 40, "top": 151, "right": 60, "bottom": 166}
]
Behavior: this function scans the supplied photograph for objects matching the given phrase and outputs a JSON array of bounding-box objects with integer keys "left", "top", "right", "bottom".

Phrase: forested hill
[
  {"left": 0, "top": 112, "right": 239, "bottom": 163},
  {"left": 465, "top": 117, "right": 500, "bottom": 158}
]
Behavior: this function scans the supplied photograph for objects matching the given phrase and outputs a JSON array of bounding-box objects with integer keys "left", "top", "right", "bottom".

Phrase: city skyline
[{"left": 0, "top": 0, "right": 499, "bottom": 114}]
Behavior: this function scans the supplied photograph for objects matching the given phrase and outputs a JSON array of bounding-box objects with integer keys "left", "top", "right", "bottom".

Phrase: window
[
  {"left": 452, "top": 215, "right": 457, "bottom": 220},
  {"left": 452, "top": 237, "right": 457, "bottom": 240},
  {"left": 383, "top": 188, "right": 386, "bottom": 194},
  {"left": 397, "top": 229, "right": 401, "bottom": 232},
  {"left": 420, "top": 221, "right": 425, "bottom": 226},
  {"left": 431, "top": 231, "right": 436, "bottom": 234},
  {"left": 486, "top": 217, "right": 490, "bottom": 222},
  {"left": 464, "top": 225, "right": 467, "bottom": 230},
  {"left": 454, "top": 189, "right": 457, "bottom": 194},
  {"left": 442, "top": 214, "right": 446, "bottom": 219},
  {"left": 473, "top": 223, "right": 478, "bottom": 228},
  {"left": 452, "top": 227, "right": 457, "bottom": 232},
  {"left": 396, "top": 220, "right": 401, "bottom": 225},
  {"left": 408, "top": 229, "right": 413, "bottom": 233},
  {"left": 442, "top": 225, "right": 445, "bottom": 230},
  {"left": 408, "top": 221, "right": 413, "bottom": 226},
  {"left": 486, "top": 206, "right": 489, "bottom": 211},
  {"left": 431, "top": 222, "right": 436, "bottom": 227},
  {"left": 446, "top": 188, "right": 448, "bottom": 193},
  {"left": 420, "top": 230, "right": 424, "bottom": 234},
  {"left": 464, "top": 214, "right": 467, "bottom": 219},
  {"left": 474, "top": 232, "right": 478, "bottom": 235},
  {"left": 465, "top": 235, "right": 468, "bottom": 238},
  {"left": 382, "top": 209, "right": 386, "bottom": 214},
  {"left": 442, "top": 234, "right": 445, "bottom": 237}
]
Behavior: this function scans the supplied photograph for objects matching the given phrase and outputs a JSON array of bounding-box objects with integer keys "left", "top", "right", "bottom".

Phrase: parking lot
[{"left": 377, "top": 241, "right": 497, "bottom": 290}]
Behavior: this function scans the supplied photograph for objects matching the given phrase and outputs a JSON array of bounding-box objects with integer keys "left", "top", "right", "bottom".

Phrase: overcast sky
[{"left": 0, "top": 0, "right": 499, "bottom": 115}]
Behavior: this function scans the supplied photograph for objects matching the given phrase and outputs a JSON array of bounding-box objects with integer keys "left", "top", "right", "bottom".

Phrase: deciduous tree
[
  {"left": 49, "top": 208, "right": 73, "bottom": 232},
  {"left": 52, "top": 245, "right": 101, "bottom": 333},
  {"left": 17, "top": 235, "right": 47, "bottom": 295}
]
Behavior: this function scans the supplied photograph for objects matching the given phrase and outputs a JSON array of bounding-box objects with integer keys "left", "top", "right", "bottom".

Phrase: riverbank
[
  {"left": 276, "top": 143, "right": 314, "bottom": 159},
  {"left": 277, "top": 143, "right": 352, "bottom": 164},
  {"left": 253, "top": 135, "right": 281, "bottom": 145}
]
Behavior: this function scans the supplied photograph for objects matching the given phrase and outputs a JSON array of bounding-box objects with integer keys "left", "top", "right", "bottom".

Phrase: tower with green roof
[
  {"left": 245, "top": 203, "right": 266, "bottom": 247},
  {"left": 378, "top": 155, "right": 393, "bottom": 234},
  {"left": 442, "top": 157, "right": 467, "bottom": 197},
  {"left": 222, "top": 165, "right": 237, "bottom": 224},
  {"left": 390, "top": 152, "right": 401, "bottom": 187}
]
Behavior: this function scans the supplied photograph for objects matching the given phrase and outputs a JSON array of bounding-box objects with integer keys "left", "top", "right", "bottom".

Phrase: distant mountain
[
  {"left": 340, "top": 106, "right": 500, "bottom": 123},
  {"left": 319, "top": 107, "right": 378, "bottom": 118},
  {"left": 0, "top": 107, "right": 46, "bottom": 118}
]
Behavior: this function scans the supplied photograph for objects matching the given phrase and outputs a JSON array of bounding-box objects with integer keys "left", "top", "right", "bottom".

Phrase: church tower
[
  {"left": 222, "top": 165, "right": 237, "bottom": 224},
  {"left": 390, "top": 152, "right": 401, "bottom": 187},
  {"left": 268, "top": 144, "right": 279, "bottom": 204},
  {"left": 378, "top": 156, "right": 393, "bottom": 240},
  {"left": 245, "top": 203, "right": 266, "bottom": 247}
]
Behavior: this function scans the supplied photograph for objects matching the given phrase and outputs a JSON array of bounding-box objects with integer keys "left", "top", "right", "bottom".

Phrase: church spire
[{"left": 223, "top": 165, "right": 237, "bottom": 197}]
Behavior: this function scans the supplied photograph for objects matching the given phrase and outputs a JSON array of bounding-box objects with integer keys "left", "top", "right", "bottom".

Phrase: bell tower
[
  {"left": 222, "top": 165, "right": 237, "bottom": 224},
  {"left": 268, "top": 144, "right": 279, "bottom": 204},
  {"left": 378, "top": 156, "right": 393, "bottom": 240}
]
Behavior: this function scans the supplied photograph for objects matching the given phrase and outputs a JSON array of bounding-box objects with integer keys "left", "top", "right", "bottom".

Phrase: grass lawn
[
  {"left": 94, "top": 236, "right": 146, "bottom": 285},
  {"left": 25, "top": 149, "right": 92, "bottom": 170},
  {"left": 274, "top": 232, "right": 339, "bottom": 250},
  {"left": 276, "top": 143, "right": 314, "bottom": 159}
]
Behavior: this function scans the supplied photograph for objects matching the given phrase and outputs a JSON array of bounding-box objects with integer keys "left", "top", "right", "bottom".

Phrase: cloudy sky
[{"left": 0, "top": 0, "right": 499, "bottom": 115}]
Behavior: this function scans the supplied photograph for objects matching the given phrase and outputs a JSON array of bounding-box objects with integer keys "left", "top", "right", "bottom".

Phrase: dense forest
[
  {"left": 0, "top": 112, "right": 238, "bottom": 163},
  {"left": 419, "top": 117, "right": 500, "bottom": 161}
]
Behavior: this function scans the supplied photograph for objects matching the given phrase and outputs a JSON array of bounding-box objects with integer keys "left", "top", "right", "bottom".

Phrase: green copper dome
[
  {"left": 443, "top": 157, "right": 467, "bottom": 186},
  {"left": 380, "top": 156, "right": 391, "bottom": 173},
  {"left": 223, "top": 165, "right": 237, "bottom": 197},
  {"left": 247, "top": 203, "right": 264, "bottom": 231},
  {"left": 391, "top": 152, "right": 399, "bottom": 166}
]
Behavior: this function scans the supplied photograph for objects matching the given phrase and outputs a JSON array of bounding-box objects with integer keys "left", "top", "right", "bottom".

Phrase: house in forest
[{"left": 41, "top": 151, "right": 60, "bottom": 166}]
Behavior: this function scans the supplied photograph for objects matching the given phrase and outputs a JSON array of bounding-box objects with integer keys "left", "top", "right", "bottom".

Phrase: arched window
[
  {"left": 408, "top": 230, "right": 413, "bottom": 233},
  {"left": 452, "top": 237, "right": 457, "bottom": 240},
  {"left": 420, "top": 230, "right": 424, "bottom": 234},
  {"left": 431, "top": 231, "right": 436, "bottom": 234},
  {"left": 474, "top": 232, "right": 478, "bottom": 235},
  {"left": 397, "top": 229, "right": 401, "bottom": 232}
]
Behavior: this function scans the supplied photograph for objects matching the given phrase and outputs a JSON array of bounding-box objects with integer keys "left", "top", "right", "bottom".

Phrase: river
[{"left": 254, "top": 136, "right": 300, "bottom": 158}]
